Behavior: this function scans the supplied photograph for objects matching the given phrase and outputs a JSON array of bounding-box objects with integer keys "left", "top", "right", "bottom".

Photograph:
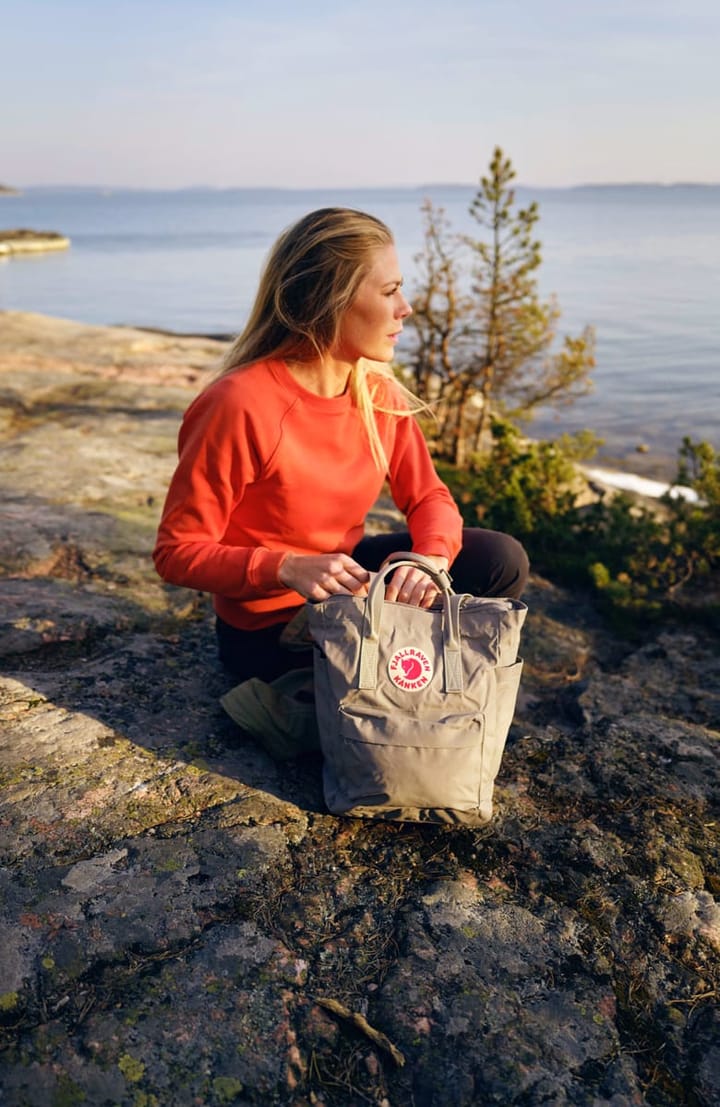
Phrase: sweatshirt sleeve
[
  {"left": 386, "top": 414, "right": 463, "bottom": 564},
  {"left": 153, "top": 381, "right": 287, "bottom": 597}
]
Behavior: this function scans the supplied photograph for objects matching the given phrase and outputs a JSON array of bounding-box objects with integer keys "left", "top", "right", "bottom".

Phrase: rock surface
[
  {"left": 0, "top": 230, "right": 70, "bottom": 255},
  {"left": 0, "top": 311, "right": 718, "bottom": 1107}
]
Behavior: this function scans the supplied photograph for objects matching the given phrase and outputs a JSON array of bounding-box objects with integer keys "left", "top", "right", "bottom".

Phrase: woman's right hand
[{"left": 278, "top": 552, "right": 370, "bottom": 602}]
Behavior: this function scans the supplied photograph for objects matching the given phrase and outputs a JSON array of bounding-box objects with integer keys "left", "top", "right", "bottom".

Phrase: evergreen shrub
[{"left": 437, "top": 424, "right": 719, "bottom": 623}]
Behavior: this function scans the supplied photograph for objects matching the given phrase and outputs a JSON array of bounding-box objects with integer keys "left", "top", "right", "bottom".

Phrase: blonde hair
[{"left": 218, "top": 207, "right": 423, "bottom": 469}]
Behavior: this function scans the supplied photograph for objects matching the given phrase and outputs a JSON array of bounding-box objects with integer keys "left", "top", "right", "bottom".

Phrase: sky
[{"left": 2, "top": 0, "right": 719, "bottom": 189}]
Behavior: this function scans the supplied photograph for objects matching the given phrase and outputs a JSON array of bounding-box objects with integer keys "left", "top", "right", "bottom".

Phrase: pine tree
[{"left": 407, "top": 147, "right": 596, "bottom": 467}]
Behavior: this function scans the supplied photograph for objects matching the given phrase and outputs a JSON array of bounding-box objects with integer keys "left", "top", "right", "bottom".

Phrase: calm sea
[{"left": 1, "top": 184, "right": 718, "bottom": 477}]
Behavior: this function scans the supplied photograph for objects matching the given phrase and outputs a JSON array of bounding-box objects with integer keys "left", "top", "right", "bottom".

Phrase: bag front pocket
[{"left": 330, "top": 708, "right": 485, "bottom": 811}]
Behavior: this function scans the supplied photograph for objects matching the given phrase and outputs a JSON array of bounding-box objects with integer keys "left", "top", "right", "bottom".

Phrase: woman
[{"left": 153, "top": 208, "right": 528, "bottom": 683}]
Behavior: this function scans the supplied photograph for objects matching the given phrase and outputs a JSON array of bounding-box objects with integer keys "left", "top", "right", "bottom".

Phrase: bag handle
[
  {"left": 371, "top": 551, "right": 454, "bottom": 592},
  {"left": 358, "top": 553, "right": 463, "bottom": 693}
]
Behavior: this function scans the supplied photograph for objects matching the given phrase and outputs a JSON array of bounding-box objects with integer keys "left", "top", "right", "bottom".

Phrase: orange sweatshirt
[{"left": 153, "top": 359, "right": 463, "bottom": 629}]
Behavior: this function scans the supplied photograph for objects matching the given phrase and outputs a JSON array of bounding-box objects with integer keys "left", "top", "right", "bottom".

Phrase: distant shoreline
[
  {"left": 122, "top": 323, "right": 236, "bottom": 343},
  {"left": 8, "top": 181, "right": 720, "bottom": 196}
]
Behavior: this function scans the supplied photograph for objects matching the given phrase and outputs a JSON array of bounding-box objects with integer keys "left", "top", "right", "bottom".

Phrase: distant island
[
  {"left": 569, "top": 180, "right": 720, "bottom": 191},
  {"left": 0, "top": 229, "right": 70, "bottom": 256},
  {"left": 4, "top": 180, "right": 713, "bottom": 202},
  {"left": 10, "top": 180, "right": 720, "bottom": 195},
  {"left": 0, "top": 183, "right": 21, "bottom": 196}
]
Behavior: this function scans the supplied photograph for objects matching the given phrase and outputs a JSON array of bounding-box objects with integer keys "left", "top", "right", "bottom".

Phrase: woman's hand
[
  {"left": 382, "top": 553, "right": 449, "bottom": 609},
  {"left": 278, "top": 552, "right": 370, "bottom": 602}
]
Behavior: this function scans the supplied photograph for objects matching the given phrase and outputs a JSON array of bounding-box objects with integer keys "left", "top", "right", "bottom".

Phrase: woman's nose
[{"left": 397, "top": 294, "right": 412, "bottom": 318}]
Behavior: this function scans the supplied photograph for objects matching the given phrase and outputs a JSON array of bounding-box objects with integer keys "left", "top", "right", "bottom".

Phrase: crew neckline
[{"left": 271, "top": 359, "right": 353, "bottom": 411}]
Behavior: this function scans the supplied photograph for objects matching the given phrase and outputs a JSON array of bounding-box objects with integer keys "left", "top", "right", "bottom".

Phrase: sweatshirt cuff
[
  {"left": 414, "top": 539, "right": 458, "bottom": 564},
  {"left": 248, "top": 547, "right": 290, "bottom": 591}
]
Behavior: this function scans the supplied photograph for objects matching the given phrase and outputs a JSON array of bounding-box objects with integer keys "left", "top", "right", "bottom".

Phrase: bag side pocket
[{"left": 478, "top": 659, "right": 524, "bottom": 819}]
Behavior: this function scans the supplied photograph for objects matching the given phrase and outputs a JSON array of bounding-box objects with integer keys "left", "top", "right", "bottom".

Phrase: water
[{"left": 1, "top": 184, "right": 718, "bottom": 477}]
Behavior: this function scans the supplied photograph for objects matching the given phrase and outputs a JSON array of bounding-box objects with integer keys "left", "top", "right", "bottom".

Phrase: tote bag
[{"left": 306, "top": 553, "right": 527, "bottom": 825}]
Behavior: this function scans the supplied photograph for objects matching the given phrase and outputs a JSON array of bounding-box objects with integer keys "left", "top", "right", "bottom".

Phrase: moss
[
  {"left": 52, "top": 1074, "right": 87, "bottom": 1107},
  {"left": 133, "top": 1094, "right": 159, "bottom": 1107},
  {"left": 212, "top": 1076, "right": 244, "bottom": 1103},
  {"left": 153, "top": 856, "right": 183, "bottom": 874},
  {"left": 667, "top": 1006, "right": 686, "bottom": 1027},
  {"left": 118, "top": 1053, "right": 146, "bottom": 1083},
  {"left": 0, "top": 764, "right": 47, "bottom": 788}
]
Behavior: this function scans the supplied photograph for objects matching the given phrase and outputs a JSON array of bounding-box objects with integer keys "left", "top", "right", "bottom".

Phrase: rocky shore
[
  {"left": 0, "top": 311, "right": 718, "bottom": 1107},
  {"left": 0, "top": 230, "right": 70, "bottom": 256}
]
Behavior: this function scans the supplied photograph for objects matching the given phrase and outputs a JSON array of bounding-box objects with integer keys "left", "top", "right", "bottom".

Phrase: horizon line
[{"left": 4, "top": 180, "right": 720, "bottom": 194}]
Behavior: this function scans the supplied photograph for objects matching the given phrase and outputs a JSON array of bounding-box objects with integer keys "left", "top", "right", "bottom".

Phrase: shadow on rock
[{"left": 0, "top": 573, "right": 328, "bottom": 860}]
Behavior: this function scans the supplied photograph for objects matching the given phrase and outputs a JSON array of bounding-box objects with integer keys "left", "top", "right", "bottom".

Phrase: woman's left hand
[{"left": 381, "top": 553, "right": 449, "bottom": 609}]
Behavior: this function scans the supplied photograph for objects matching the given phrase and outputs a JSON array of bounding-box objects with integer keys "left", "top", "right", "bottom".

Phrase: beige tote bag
[{"left": 306, "top": 553, "right": 527, "bottom": 825}]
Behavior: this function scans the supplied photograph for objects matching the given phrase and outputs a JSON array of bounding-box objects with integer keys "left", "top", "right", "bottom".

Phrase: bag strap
[{"left": 358, "top": 554, "right": 463, "bottom": 693}]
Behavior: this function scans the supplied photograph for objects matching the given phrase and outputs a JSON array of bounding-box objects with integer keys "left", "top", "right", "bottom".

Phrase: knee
[
  {"left": 503, "top": 533, "right": 530, "bottom": 597},
  {"left": 484, "top": 529, "right": 529, "bottom": 596},
  {"left": 457, "top": 528, "right": 530, "bottom": 599}
]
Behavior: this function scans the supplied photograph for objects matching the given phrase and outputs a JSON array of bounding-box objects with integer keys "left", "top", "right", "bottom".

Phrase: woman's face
[{"left": 333, "top": 243, "right": 412, "bottom": 364}]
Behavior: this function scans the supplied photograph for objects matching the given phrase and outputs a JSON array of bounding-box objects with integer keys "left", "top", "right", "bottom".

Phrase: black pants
[{"left": 216, "top": 528, "right": 529, "bottom": 683}]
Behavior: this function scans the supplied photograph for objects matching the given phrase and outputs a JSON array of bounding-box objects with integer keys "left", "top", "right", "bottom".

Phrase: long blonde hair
[{"left": 218, "top": 207, "right": 423, "bottom": 469}]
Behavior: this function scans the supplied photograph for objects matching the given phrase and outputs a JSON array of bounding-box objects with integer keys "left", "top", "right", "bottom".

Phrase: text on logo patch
[{"left": 388, "top": 647, "right": 433, "bottom": 691}]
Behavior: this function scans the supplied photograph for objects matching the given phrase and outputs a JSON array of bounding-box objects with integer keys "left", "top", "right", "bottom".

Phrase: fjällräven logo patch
[{"left": 388, "top": 647, "right": 433, "bottom": 691}]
